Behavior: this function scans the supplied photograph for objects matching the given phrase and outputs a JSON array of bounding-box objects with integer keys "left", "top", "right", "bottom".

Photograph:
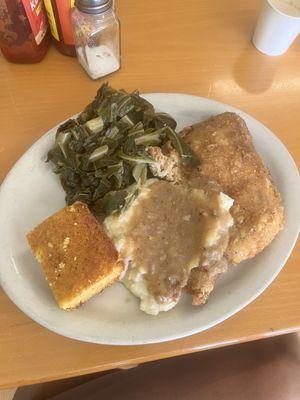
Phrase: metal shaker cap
[{"left": 75, "top": 0, "right": 112, "bottom": 14}]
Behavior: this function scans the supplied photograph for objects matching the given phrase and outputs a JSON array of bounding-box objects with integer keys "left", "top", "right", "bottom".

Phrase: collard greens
[{"left": 47, "top": 84, "right": 199, "bottom": 217}]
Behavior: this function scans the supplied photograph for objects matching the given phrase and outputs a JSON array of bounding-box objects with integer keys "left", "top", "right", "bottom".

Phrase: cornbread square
[{"left": 27, "top": 202, "right": 123, "bottom": 310}]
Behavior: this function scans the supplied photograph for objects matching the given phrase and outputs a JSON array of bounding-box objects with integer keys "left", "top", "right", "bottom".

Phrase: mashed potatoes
[{"left": 104, "top": 179, "right": 233, "bottom": 315}]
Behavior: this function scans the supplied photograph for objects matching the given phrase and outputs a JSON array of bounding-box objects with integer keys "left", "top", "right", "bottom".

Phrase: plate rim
[{"left": 0, "top": 93, "right": 299, "bottom": 345}]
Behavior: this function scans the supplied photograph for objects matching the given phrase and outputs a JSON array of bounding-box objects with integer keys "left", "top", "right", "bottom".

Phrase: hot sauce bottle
[
  {"left": 44, "top": 0, "right": 76, "bottom": 57},
  {"left": 0, "top": 0, "right": 50, "bottom": 63}
]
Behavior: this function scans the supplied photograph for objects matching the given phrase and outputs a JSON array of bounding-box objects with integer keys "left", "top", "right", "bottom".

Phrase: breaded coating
[
  {"left": 182, "top": 112, "right": 284, "bottom": 264},
  {"left": 187, "top": 269, "right": 215, "bottom": 305},
  {"left": 187, "top": 258, "right": 228, "bottom": 305},
  {"left": 27, "top": 202, "right": 123, "bottom": 309},
  {"left": 148, "top": 145, "right": 182, "bottom": 182}
]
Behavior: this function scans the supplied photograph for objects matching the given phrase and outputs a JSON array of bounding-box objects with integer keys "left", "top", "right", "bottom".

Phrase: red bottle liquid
[
  {"left": 44, "top": 0, "right": 76, "bottom": 57},
  {"left": 0, "top": 0, "right": 50, "bottom": 63}
]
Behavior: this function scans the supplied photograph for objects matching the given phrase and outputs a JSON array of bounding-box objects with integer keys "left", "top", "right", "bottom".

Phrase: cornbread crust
[
  {"left": 182, "top": 112, "right": 284, "bottom": 264},
  {"left": 27, "top": 202, "right": 123, "bottom": 309}
]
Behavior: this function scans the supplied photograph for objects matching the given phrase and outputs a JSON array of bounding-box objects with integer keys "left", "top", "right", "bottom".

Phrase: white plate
[{"left": 0, "top": 94, "right": 299, "bottom": 345}]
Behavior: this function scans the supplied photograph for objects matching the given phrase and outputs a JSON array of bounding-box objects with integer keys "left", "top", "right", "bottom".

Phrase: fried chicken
[
  {"left": 148, "top": 145, "right": 182, "bottom": 182},
  {"left": 182, "top": 112, "right": 284, "bottom": 264},
  {"left": 146, "top": 112, "right": 284, "bottom": 306}
]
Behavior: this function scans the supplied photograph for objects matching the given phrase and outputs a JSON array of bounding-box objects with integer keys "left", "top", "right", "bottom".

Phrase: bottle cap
[{"left": 75, "top": 0, "right": 112, "bottom": 14}]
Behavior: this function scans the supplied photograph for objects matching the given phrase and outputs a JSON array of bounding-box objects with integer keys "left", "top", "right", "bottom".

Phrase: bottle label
[
  {"left": 21, "top": 0, "right": 48, "bottom": 45},
  {"left": 44, "top": 0, "right": 59, "bottom": 40},
  {"left": 44, "top": 0, "right": 75, "bottom": 45}
]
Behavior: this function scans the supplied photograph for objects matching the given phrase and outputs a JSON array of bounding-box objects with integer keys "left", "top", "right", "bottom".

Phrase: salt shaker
[{"left": 71, "top": 0, "right": 120, "bottom": 79}]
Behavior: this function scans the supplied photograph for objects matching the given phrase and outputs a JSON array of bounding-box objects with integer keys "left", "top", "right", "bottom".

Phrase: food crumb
[
  {"left": 62, "top": 237, "right": 70, "bottom": 250},
  {"left": 47, "top": 242, "right": 53, "bottom": 248},
  {"left": 58, "top": 262, "right": 65, "bottom": 270}
]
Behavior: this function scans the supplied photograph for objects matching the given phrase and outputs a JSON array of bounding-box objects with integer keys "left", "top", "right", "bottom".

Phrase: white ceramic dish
[{"left": 0, "top": 94, "right": 299, "bottom": 345}]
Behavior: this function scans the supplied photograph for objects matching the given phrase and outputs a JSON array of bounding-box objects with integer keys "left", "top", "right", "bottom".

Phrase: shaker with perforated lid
[{"left": 71, "top": 0, "right": 120, "bottom": 79}]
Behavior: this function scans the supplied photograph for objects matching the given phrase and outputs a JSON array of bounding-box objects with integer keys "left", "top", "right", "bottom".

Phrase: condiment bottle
[
  {"left": 44, "top": 0, "right": 76, "bottom": 57},
  {"left": 0, "top": 0, "right": 50, "bottom": 63},
  {"left": 71, "top": 0, "right": 120, "bottom": 79}
]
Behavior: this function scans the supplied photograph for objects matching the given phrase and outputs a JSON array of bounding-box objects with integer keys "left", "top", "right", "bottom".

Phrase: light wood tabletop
[{"left": 0, "top": 0, "right": 299, "bottom": 390}]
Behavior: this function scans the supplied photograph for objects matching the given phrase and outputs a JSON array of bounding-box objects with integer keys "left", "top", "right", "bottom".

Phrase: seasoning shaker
[{"left": 71, "top": 0, "right": 120, "bottom": 79}]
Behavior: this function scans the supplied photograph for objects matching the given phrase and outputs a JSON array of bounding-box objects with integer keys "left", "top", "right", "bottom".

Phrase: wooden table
[{"left": 0, "top": 0, "right": 299, "bottom": 390}]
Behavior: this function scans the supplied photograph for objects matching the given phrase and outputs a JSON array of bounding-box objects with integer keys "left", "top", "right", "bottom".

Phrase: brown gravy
[{"left": 121, "top": 180, "right": 231, "bottom": 304}]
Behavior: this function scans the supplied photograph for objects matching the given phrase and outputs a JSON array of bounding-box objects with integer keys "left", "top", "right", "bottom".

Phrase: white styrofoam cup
[{"left": 252, "top": 0, "right": 300, "bottom": 56}]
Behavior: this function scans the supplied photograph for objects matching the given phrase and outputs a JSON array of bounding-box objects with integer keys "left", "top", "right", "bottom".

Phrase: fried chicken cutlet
[{"left": 182, "top": 112, "right": 284, "bottom": 264}]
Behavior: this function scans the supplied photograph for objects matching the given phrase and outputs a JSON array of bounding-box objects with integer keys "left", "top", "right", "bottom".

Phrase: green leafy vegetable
[
  {"left": 88, "top": 145, "right": 109, "bottom": 163},
  {"left": 56, "top": 131, "right": 72, "bottom": 159},
  {"left": 85, "top": 116, "right": 104, "bottom": 134},
  {"left": 165, "top": 127, "right": 200, "bottom": 167},
  {"left": 47, "top": 83, "right": 199, "bottom": 217},
  {"left": 117, "top": 149, "right": 155, "bottom": 164},
  {"left": 134, "top": 131, "right": 162, "bottom": 146},
  {"left": 132, "top": 163, "right": 147, "bottom": 183}
]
